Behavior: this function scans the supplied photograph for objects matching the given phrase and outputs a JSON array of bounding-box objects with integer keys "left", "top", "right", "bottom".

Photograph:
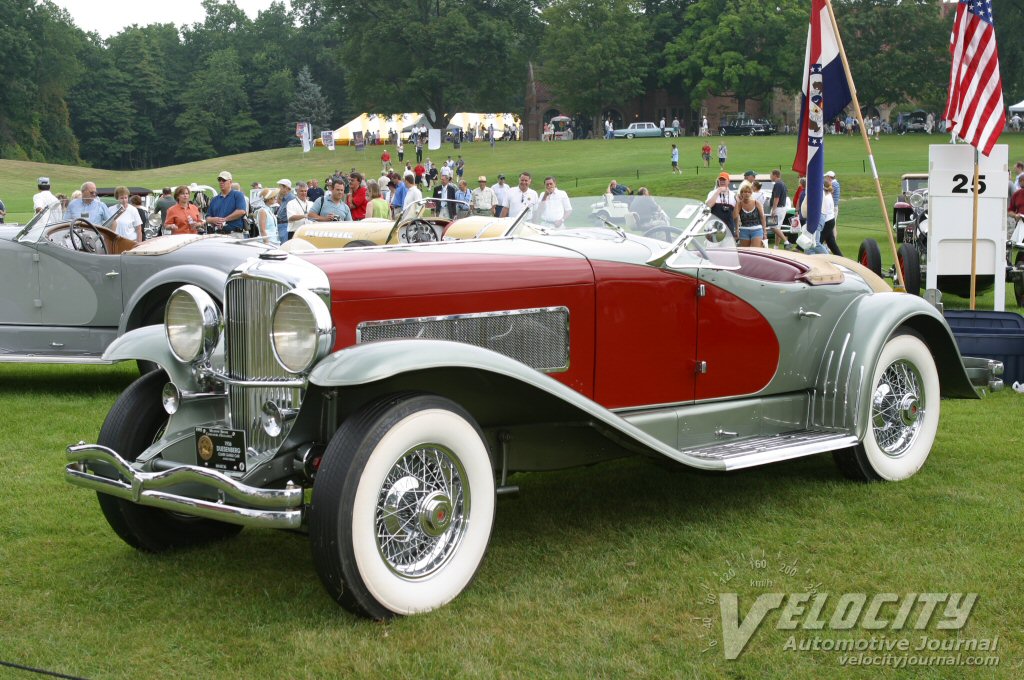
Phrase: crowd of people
[{"left": 16, "top": 157, "right": 579, "bottom": 246}]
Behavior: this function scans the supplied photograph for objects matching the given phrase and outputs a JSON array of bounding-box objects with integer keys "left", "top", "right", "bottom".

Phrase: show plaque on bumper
[{"left": 196, "top": 426, "right": 247, "bottom": 472}]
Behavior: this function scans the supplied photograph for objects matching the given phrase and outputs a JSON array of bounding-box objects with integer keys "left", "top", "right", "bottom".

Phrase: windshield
[
  {"left": 398, "top": 197, "right": 470, "bottom": 222},
  {"left": 903, "top": 178, "right": 928, "bottom": 192},
  {"left": 17, "top": 202, "right": 69, "bottom": 242},
  {"left": 18, "top": 201, "right": 125, "bottom": 243}
]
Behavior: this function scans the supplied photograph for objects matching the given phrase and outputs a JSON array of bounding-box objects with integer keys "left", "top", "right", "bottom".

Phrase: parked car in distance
[
  {"left": 719, "top": 116, "right": 776, "bottom": 136},
  {"left": 612, "top": 122, "right": 675, "bottom": 138},
  {"left": 0, "top": 202, "right": 273, "bottom": 368},
  {"left": 65, "top": 195, "right": 1001, "bottom": 620}
]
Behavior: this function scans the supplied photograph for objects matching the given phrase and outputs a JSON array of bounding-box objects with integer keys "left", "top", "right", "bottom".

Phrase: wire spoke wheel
[
  {"left": 376, "top": 444, "right": 469, "bottom": 578},
  {"left": 870, "top": 359, "right": 925, "bottom": 457}
]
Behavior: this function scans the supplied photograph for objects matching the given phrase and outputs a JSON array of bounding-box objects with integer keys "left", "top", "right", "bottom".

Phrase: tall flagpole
[
  {"left": 824, "top": 0, "right": 904, "bottom": 292},
  {"left": 969, "top": 149, "right": 980, "bottom": 308}
]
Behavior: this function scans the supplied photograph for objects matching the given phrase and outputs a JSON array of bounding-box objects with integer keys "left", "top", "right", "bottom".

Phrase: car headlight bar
[
  {"left": 165, "top": 285, "right": 222, "bottom": 364},
  {"left": 270, "top": 289, "right": 334, "bottom": 374}
]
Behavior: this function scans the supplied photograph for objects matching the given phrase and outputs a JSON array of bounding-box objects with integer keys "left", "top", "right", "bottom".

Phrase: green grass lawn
[
  {"left": 1, "top": 137, "right": 1023, "bottom": 677},
  {"left": 0, "top": 364, "right": 1020, "bottom": 678}
]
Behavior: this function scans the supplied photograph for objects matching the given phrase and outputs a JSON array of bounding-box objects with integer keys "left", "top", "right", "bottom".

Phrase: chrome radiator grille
[
  {"left": 225, "top": 276, "right": 303, "bottom": 453},
  {"left": 357, "top": 307, "right": 570, "bottom": 372}
]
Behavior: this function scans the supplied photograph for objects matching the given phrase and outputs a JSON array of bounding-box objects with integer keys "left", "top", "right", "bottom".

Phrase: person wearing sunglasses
[
  {"left": 65, "top": 181, "right": 110, "bottom": 224},
  {"left": 205, "top": 170, "right": 247, "bottom": 237}
]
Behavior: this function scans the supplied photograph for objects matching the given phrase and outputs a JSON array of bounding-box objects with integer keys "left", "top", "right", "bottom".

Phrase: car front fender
[
  {"left": 120, "top": 265, "right": 231, "bottom": 334},
  {"left": 811, "top": 292, "right": 978, "bottom": 438},
  {"left": 308, "top": 339, "right": 727, "bottom": 470},
  {"left": 103, "top": 324, "right": 197, "bottom": 386}
]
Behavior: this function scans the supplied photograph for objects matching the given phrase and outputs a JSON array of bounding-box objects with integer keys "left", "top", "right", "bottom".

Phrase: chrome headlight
[
  {"left": 165, "top": 285, "right": 221, "bottom": 363},
  {"left": 271, "top": 289, "right": 334, "bottom": 373}
]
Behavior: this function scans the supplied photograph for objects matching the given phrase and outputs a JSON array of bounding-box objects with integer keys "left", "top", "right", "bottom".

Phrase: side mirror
[{"left": 704, "top": 221, "right": 729, "bottom": 243}]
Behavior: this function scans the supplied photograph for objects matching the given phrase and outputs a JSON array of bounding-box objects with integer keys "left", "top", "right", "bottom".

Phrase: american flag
[{"left": 943, "top": 0, "right": 1004, "bottom": 156}]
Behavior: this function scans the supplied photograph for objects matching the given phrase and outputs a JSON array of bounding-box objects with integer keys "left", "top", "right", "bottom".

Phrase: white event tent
[
  {"left": 331, "top": 112, "right": 519, "bottom": 145},
  {"left": 1009, "top": 99, "right": 1024, "bottom": 113}
]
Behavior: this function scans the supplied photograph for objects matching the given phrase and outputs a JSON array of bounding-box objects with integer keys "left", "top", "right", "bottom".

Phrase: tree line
[{"left": 1, "top": 0, "right": 1019, "bottom": 171}]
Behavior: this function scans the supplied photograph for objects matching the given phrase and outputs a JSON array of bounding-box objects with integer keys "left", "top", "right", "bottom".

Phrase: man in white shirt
[
  {"left": 536, "top": 176, "right": 572, "bottom": 228},
  {"left": 34, "top": 177, "right": 59, "bottom": 213},
  {"left": 490, "top": 174, "right": 511, "bottom": 217},
  {"left": 403, "top": 174, "right": 423, "bottom": 209},
  {"left": 286, "top": 181, "right": 313, "bottom": 236},
  {"left": 508, "top": 172, "right": 539, "bottom": 219}
]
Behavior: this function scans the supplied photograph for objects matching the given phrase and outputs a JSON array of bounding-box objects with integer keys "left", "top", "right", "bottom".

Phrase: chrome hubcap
[
  {"left": 870, "top": 359, "right": 925, "bottom": 457},
  {"left": 376, "top": 445, "right": 468, "bottom": 578}
]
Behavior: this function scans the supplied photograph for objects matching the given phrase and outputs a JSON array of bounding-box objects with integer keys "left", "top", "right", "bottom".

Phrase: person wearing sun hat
[
  {"left": 471, "top": 175, "right": 497, "bottom": 216},
  {"left": 706, "top": 171, "right": 737, "bottom": 235}
]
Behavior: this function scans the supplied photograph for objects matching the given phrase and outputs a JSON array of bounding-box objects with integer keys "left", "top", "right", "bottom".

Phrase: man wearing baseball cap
[
  {"left": 274, "top": 179, "right": 295, "bottom": 242},
  {"left": 34, "top": 177, "right": 59, "bottom": 213},
  {"left": 471, "top": 176, "right": 497, "bottom": 216},
  {"left": 205, "top": 171, "right": 248, "bottom": 237},
  {"left": 705, "top": 171, "right": 737, "bottom": 236}
]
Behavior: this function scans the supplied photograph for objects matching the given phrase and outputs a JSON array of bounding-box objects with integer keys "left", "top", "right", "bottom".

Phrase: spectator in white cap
[
  {"left": 275, "top": 178, "right": 294, "bottom": 242},
  {"left": 825, "top": 171, "right": 840, "bottom": 210},
  {"left": 34, "top": 177, "right": 59, "bottom": 213}
]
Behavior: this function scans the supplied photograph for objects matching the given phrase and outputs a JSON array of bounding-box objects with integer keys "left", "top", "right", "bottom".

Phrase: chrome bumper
[
  {"left": 962, "top": 356, "right": 1004, "bottom": 393},
  {"left": 65, "top": 443, "right": 304, "bottom": 529}
]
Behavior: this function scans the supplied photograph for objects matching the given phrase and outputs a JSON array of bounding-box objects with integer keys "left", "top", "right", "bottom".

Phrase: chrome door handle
[
  {"left": 798, "top": 307, "right": 821, "bottom": 319},
  {"left": 105, "top": 271, "right": 120, "bottom": 278}
]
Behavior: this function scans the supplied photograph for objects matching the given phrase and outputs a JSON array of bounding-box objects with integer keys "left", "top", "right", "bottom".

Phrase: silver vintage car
[{"left": 0, "top": 202, "right": 272, "bottom": 367}]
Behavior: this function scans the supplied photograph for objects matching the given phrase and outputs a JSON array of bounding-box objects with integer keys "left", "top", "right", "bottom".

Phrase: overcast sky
[{"left": 51, "top": 0, "right": 283, "bottom": 38}]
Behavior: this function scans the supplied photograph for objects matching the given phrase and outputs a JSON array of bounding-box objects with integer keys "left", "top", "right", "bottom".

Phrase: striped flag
[
  {"left": 943, "top": 0, "right": 1004, "bottom": 156},
  {"left": 792, "top": 0, "right": 851, "bottom": 235}
]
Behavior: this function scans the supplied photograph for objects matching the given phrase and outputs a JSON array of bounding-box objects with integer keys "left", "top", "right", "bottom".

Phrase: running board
[
  {"left": 0, "top": 354, "right": 113, "bottom": 365},
  {"left": 681, "top": 430, "right": 859, "bottom": 471}
]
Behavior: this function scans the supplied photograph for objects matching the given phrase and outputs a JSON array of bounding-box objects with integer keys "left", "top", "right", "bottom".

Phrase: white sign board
[{"left": 927, "top": 144, "right": 1008, "bottom": 310}]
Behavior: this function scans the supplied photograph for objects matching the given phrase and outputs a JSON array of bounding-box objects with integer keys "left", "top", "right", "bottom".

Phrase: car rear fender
[
  {"left": 120, "top": 265, "right": 229, "bottom": 334},
  {"left": 811, "top": 292, "right": 979, "bottom": 438}
]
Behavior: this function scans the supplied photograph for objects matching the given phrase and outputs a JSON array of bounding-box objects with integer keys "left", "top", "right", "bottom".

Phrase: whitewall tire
[
  {"left": 310, "top": 394, "right": 495, "bottom": 619},
  {"left": 834, "top": 332, "right": 940, "bottom": 481}
]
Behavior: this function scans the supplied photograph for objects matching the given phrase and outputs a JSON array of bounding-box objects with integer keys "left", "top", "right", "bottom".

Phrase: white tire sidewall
[
  {"left": 862, "top": 334, "right": 940, "bottom": 481},
  {"left": 350, "top": 408, "right": 495, "bottom": 615}
]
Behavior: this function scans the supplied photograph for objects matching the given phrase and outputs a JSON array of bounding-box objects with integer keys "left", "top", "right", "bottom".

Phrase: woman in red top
[{"left": 164, "top": 185, "right": 202, "bottom": 235}]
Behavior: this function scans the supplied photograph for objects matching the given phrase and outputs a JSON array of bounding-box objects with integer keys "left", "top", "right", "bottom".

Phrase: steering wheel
[
  {"left": 403, "top": 220, "right": 439, "bottom": 243},
  {"left": 643, "top": 225, "right": 682, "bottom": 242},
  {"left": 71, "top": 220, "right": 107, "bottom": 253}
]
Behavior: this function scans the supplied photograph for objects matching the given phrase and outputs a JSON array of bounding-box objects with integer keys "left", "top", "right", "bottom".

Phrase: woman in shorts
[{"left": 732, "top": 183, "right": 765, "bottom": 248}]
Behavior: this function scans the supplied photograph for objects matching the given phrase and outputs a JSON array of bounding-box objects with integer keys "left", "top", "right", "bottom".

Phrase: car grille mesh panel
[
  {"left": 358, "top": 307, "right": 570, "bottom": 372},
  {"left": 225, "top": 277, "right": 303, "bottom": 453}
]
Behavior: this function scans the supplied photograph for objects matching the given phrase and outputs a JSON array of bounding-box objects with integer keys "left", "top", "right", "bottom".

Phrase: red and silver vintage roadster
[{"left": 65, "top": 197, "right": 999, "bottom": 619}]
